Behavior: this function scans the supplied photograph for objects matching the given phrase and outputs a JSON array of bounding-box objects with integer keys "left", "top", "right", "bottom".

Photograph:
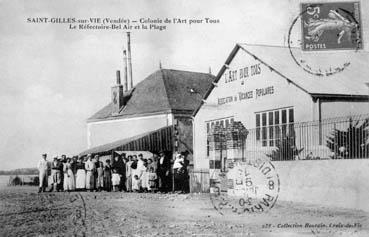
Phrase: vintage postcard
[{"left": 0, "top": 0, "right": 368, "bottom": 236}]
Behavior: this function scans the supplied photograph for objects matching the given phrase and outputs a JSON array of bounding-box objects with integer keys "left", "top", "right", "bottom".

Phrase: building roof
[
  {"left": 88, "top": 69, "right": 215, "bottom": 122},
  {"left": 79, "top": 125, "right": 172, "bottom": 156},
  {"left": 238, "top": 44, "right": 369, "bottom": 96},
  {"left": 193, "top": 43, "right": 369, "bottom": 116}
]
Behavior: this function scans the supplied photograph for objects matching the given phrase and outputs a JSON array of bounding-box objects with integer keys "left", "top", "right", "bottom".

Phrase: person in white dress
[
  {"left": 111, "top": 169, "right": 120, "bottom": 192},
  {"left": 135, "top": 154, "right": 146, "bottom": 191},
  {"left": 85, "top": 154, "right": 95, "bottom": 191},
  {"left": 63, "top": 158, "right": 75, "bottom": 191},
  {"left": 132, "top": 175, "right": 141, "bottom": 192},
  {"left": 37, "top": 153, "right": 48, "bottom": 193},
  {"left": 75, "top": 156, "right": 86, "bottom": 190},
  {"left": 125, "top": 156, "right": 133, "bottom": 192},
  {"left": 140, "top": 160, "right": 149, "bottom": 192}
]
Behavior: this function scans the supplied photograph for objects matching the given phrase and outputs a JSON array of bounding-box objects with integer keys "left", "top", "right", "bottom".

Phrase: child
[
  {"left": 111, "top": 169, "right": 120, "bottom": 192},
  {"left": 132, "top": 175, "right": 141, "bottom": 192},
  {"left": 148, "top": 167, "right": 157, "bottom": 192}
]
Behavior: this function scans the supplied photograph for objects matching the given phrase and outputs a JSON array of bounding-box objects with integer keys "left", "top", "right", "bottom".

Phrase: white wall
[
  {"left": 194, "top": 49, "right": 314, "bottom": 170},
  {"left": 321, "top": 101, "right": 369, "bottom": 119},
  {"left": 87, "top": 113, "right": 173, "bottom": 148},
  {"left": 274, "top": 159, "right": 369, "bottom": 211}
]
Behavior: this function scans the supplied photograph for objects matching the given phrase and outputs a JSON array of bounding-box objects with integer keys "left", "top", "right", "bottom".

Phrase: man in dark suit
[
  {"left": 49, "top": 157, "right": 62, "bottom": 192},
  {"left": 157, "top": 151, "right": 171, "bottom": 193}
]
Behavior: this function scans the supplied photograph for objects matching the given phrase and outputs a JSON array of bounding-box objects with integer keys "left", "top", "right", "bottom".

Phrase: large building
[
  {"left": 193, "top": 43, "right": 369, "bottom": 170},
  {"left": 191, "top": 43, "right": 369, "bottom": 210},
  {"left": 81, "top": 68, "right": 214, "bottom": 160}
]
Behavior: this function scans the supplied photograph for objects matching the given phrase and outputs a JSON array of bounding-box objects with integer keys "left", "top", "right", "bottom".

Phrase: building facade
[
  {"left": 83, "top": 68, "right": 214, "bottom": 159},
  {"left": 193, "top": 43, "right": 369, "bottom": 174}
]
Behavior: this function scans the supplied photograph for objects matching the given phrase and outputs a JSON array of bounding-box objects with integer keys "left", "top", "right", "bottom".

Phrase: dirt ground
[{"left": 0, "top": 186, "right": 368, "bottom": 236}]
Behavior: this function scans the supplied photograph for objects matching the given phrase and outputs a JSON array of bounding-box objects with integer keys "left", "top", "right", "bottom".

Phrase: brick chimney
[{"left": 111, "top": 70, "right": 124, "bottom": 115}]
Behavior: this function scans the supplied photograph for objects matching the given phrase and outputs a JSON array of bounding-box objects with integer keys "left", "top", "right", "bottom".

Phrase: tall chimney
[
  {"left": 111, "top": 70, "right": 124, "bottom": 115},
  {"left": 123, "top": 49, "right": 128, "bottom": 92},
  {"left": 127, "top": 32, "right": 133, "bottom": 89},
  {"left": 116, "top": 70, "right": 121, "bottom": 84}
]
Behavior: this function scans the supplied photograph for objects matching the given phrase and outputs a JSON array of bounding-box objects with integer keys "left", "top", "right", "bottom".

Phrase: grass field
[{"left": 0, "top": 186, "right": 368, "bottom": 236}]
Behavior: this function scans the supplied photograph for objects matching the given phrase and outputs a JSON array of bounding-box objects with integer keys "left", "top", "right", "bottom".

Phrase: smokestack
[
  {"left": 123, "top": 49, "right": 128, "bottom": 92},
  {"left": 112, "top": 70, "right": 124, "bottom": 115},
  {"left": 127, "top": 32, "right": 133, "bottom": 89},
  {"left": 116, "top": 70, "right": 121, "bottom": 84}
]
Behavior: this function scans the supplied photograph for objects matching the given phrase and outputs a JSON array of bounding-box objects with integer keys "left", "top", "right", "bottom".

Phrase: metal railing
[{"left": 239, "top": 114, "right": 369, "bottom": 161}]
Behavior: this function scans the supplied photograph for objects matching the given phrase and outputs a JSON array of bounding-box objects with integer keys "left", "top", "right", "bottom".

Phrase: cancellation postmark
[
  {"left": 210, "top": 157, "right": 280, "bottom": 215},
  {"left": 287, "top": 1, "right": 362, "bottom": 77}
]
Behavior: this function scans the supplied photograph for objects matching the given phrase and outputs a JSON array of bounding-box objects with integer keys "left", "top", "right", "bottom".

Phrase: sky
[{"left": 0, "top": 0, "right": 368, "bottom": 170}]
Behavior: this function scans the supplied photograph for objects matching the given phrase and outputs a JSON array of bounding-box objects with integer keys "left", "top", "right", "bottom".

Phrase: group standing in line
[{"left": 37, "top": 151, "right": 189, "bottom": 193}]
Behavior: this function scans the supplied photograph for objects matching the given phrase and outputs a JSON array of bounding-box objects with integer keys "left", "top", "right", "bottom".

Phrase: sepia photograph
[{"left": 0, "top": 0, "right": 368, "bottom": 236}]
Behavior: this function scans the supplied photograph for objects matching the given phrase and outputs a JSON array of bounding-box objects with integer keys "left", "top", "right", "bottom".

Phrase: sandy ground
[{"left": 0, "top": 186, "right": 368, "bottom": 236}]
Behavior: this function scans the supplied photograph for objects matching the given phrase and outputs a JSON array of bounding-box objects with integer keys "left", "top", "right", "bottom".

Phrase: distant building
[{"left": 81, "top": 68, "right": 214, "bottom": 161}]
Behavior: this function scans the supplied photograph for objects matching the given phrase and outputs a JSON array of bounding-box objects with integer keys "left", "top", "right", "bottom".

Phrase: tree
[
  {"left": 326, "top": 118, "right": 369, "bottom": 159},
  {"left": 266, "top": 135, "right": 304, "bottom": 161}
]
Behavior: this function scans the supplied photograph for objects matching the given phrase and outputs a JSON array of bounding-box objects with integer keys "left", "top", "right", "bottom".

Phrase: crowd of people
[{"left": 37, "top": 151, "right": 190, "bottom": 194}]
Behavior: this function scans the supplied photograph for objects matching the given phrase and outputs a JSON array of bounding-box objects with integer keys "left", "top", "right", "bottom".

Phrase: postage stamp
[
  {"left": 210, "top": 158, "right": 280, "bottom": 215},
  {"left": 301, "top": 2, "right": 362, "bottom": 51},
  {"left": 287, "top": 2, "right": 362, "bottom": 77}
]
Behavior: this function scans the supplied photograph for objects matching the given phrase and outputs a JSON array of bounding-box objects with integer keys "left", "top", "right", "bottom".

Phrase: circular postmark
[
  {"left": 287, "top": 2, "right": 362, "bottom": 77},
  {"left": 210, "top": 157, "right": 280, "bottom": 215}
]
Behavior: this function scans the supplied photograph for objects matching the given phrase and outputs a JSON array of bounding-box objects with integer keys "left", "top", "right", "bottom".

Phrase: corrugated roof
[
  {"left": 88, "top": 69, "right": 215, "bottom": 121},
  {"left": 79, "top": 125, "right": 172, "bottom": 156}
]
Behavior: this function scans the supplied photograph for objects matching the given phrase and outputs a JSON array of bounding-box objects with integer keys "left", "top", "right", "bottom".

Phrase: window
[
  {"left": 268, "top": 112, "right": 274, "bottom": 146},
  {"left": 288, "top": 108, "right": 294, "bottom": 136},
  {"left": 282, "top": 109, "right": 287, "bottom": 138},
  {"left": 256, "top": 107, "right": 294, "bottom": 147},
  {"left": 256, "top": 114, "right": 260, "bottom": 140},
  {"left": 275, "top": 110, "right": 280, "bottom": 146},
  {"left": 262, "top": 113, "right": 267, "bottom": 146}
]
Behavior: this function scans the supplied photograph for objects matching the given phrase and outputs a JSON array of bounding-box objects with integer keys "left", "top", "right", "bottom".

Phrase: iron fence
[{"left": 240, "top": 114, "right": 369, "bottom": 161}]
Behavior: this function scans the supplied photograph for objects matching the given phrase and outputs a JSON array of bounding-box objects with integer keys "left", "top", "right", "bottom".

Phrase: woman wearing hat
[
  {"left": 173, "top": 153, "right": 184, "bottom": 192},
  {"left": 85, "top": 154, "right": 95, "bottom": 191},
  {"left": 63, "top": 157, "right": 75, "bottom": 191}
]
